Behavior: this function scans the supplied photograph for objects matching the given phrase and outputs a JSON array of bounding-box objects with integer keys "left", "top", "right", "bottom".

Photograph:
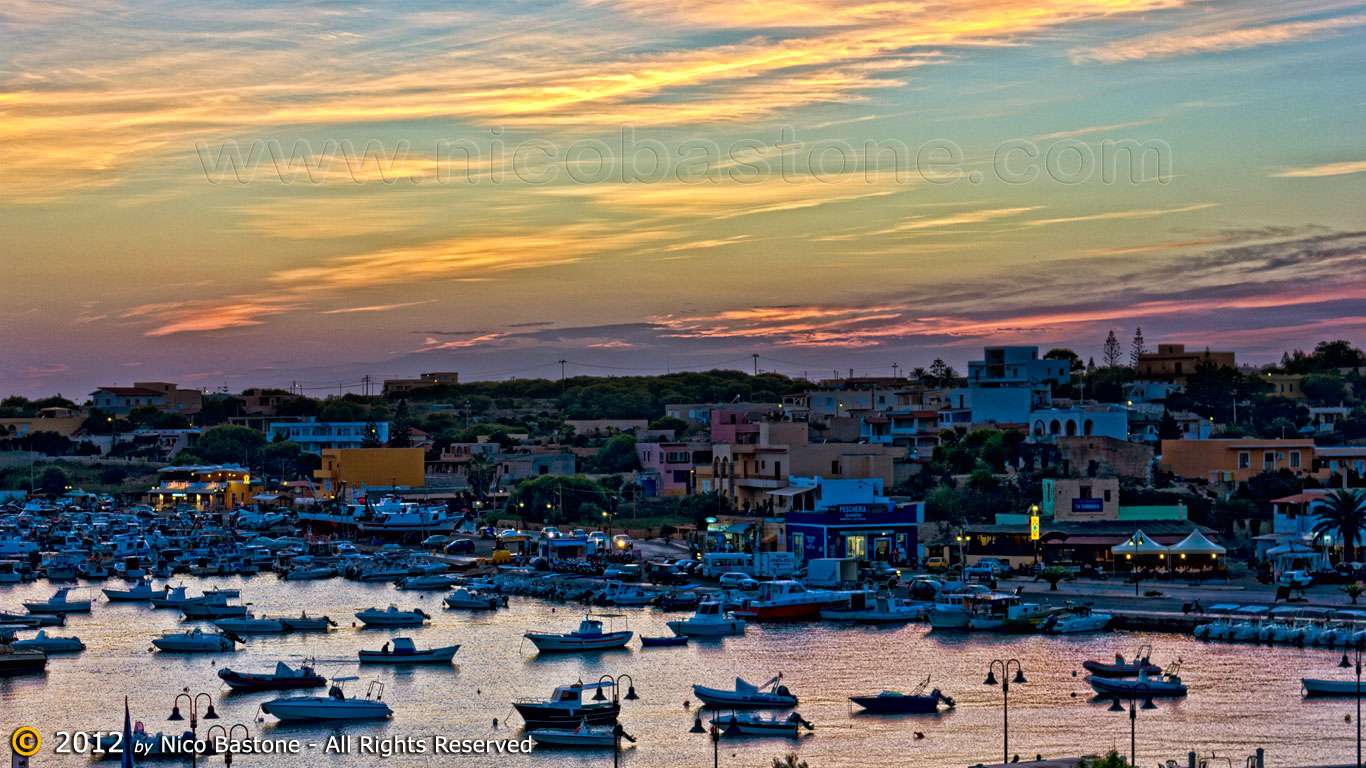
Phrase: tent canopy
[
  {"left": 1111, "top": 529, "right": 1169, "bottom": 555},
  {"left": 1167, "top": 529, "right": 1227, "bottom": 555}
]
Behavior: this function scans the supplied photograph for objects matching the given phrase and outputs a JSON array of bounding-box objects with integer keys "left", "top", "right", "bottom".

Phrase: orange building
[
  {"left": 314, "top": 447, "right": 425, "bottom": 498},
  {"left": 1261, "top": 372, "right": 1304, "bottom": 399},
  {"left": 1136, "top": 344, "right": 1235, "bottom": 385},
  {"left": 1159, "top": 438, "right": 1316, "bottom": 484}
]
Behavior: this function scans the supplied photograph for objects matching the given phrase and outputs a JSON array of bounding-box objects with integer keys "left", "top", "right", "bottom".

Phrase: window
[
  {"left": 1289, "top": 451, "right": 1301, "bottom": 468},
  {"left": 831, "top": 460, "right": 841, "bottom": 475},
  {"left": 1238, "top": 451, "right": 1250, "bottom": 469},
  {"left": 774, "top": 461, "right": 781, "bottom": 477},
  {"left": 1263, "top": 451, "right": 1275, "bottom": 470},
  {"left": 1103, "top": 489, "right": 1112, "bottom": 502},
  {"left": 1079, "top": 485, "right": 1092, "bottom": 499}
]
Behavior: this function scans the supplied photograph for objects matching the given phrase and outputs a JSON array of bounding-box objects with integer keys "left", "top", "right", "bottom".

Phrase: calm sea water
[{"left": 0, "top": 577, "right": 1355, "bottom": 767}]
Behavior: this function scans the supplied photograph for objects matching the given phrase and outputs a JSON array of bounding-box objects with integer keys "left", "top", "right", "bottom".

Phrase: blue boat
[
  {"left": 640, "top": 635, "right": 688, "bottom": 647},
  {"left": 849, "top": 677, "right": 954, "bottom": 713}
]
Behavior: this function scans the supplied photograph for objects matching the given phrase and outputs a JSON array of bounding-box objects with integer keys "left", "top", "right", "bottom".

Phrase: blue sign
[{"left": 1072, "top": 498, "right": 1104, "bottom": 513}]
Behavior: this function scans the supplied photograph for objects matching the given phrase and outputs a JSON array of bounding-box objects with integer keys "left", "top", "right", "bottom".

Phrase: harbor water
[{"left": 1, "top": 577, "right": 1356, "bottom": 766}]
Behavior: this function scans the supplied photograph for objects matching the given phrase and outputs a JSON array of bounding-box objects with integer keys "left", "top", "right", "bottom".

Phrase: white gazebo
[
  {"left": 1111, "top": 529, "right": 1169, "bottom": 556},
  {"left": 1166, "top": 528, "right": 1227, "bottom": 576}
]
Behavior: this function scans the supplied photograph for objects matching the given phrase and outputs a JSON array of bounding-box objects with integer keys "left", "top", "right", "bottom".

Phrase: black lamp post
[
  {"left": 205, "top": 724, "right": 250, "bottom": 767},
  {"left": 985, "top": 659, "right": 1026, "bottom": 764},
  {"left": 1341, "top": 639, "right": 1364, "bottom": 768},
  {"left": 690, "top": 712, "right": 719, "bottom": 768},
  {"left": 1108, "top": 683, "right": 1156, "bottom": 767},
  {"left": 168, "top": 691, "right": 219, "bottom": 767}
]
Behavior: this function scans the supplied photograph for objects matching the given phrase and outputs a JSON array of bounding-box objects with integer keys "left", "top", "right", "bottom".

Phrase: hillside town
[{"left": 5, "top": 336, "right": 1365, "bottom": 584}]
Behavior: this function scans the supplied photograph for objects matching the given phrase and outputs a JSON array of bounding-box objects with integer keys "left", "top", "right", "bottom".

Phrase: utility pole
[
  {"left": 361, "top": 375, "right": 371, "bottom": 396},
  {"left": 752, "top": 353, "right": 759, "bottom": 376},
  {"left": 558, "top": 360, "right": 567, "bottom": 395}
]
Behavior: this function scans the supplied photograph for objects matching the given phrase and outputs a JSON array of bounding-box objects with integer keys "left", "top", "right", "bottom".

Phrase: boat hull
[
  {"left": 667, "top": 619, "right": 745, "bottom": 637},
  {"left": 260, "top": 699, "right": 392, "bottom": 721},
  {"left": 1303, "top": 679, "right": 1366, "bottom": 696},
  {"left": 358, "top": 645, "right": 459, "bottom": 663},
  {"left": 641, "top": 636, "right": 689, "bottom": 646},
  {"left": 218, "top": 669, "right": 326, "bottom": 691},
  {"left": 513, "top": 702, "right": 619, "bottom": 729},
  {"left": 849, "top": 696, "right": 943, "bottom": 714},
  {"left": 524, "top": 632, "right": 632, "bottom": 652},
  {"left": 529, "top": 731, "right": 617, "bottom": 747}
]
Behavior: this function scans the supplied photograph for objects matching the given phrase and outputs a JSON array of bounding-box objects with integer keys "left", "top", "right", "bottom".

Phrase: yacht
[
  {"left": 667, "top": 601, "right": 746, "bottom": 637},
  {"left": 152, "top": 628, "right": 240, "bottom": 653}
]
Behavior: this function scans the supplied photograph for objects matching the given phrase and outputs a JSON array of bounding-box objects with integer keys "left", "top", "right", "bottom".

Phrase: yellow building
[
  {"left": 1262, "top": 372, "right": 1304, "bottom": 399},
  {"left": 314, "top": 447, "right": 425, "bottom": 498},
  {"left": 147, "top": 464, "right": 257, "bottom": 510}
]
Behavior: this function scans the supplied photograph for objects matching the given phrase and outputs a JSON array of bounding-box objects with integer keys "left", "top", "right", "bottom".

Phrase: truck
[
  {"left": 754, "top": 551, "right": 797, "bottom": 579},
  {"left": 803, "top": 557, "right": 859, "bottom": 588}
]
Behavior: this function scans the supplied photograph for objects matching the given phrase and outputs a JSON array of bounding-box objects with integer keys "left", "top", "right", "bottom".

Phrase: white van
[{"left": 703, "top": 552, "right": 754, "bottom": 579}]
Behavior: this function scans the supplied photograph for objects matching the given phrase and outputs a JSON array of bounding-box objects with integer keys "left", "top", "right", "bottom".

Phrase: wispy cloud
[
  {"left": 1072, "top": 12, "right": 1366, "bottom": 63},
  {"left": 1271, "top": 160, "right": 1366, "bottom": 178},
  {"left": 320, "top": 300, "right": 436, "bottom": 314}
]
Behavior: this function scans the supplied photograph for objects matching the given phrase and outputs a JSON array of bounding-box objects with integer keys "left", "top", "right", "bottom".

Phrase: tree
[
  {"left": 1311, "top": 489, "right": 1366, "bottom": 563},
  {"left": 37, "top": 466, "right": 71, "bottom": 495},
  {"left": 318, "top": 399, "right": 366, "bottom": 422},
  {"left": 1102, "top": 330, "right": 1123, "bottom": 368},
  {"left": 596, "top": 434, "right": 639, "bottom": 473},
  {"left": 1157, "top": 410, "right": 1183, "bottom": 441},
  {"left": 773, "top": 755, "right": 809, "bottom": 768},
  {"left": 1129, "top": 327, "right": 1146, "bottom": 369},
  {"left": 466, "top": 450, "right": 497, "bottom": 501},
  {"left": 1039, "top": 566, "right": 1068, "bottom": 591},
  {"left": 389, "top": 399, "right": 413, "bottom": 448},
  {"left": 929, "top": 358, "right": 950, "bottom": 386},
  {"left": 261, "top": 440, "right": 318, "bottom": 479},
  {"left": 361, "top": 421, "right": 382, "bottom": 448},
  {"left": 647, "top": 416, "right": 690, "bottom": 434},
  {"left": 192, "top": 425, "right": 267, "bottom": 465},
  {"left": 1301, "top": 373, "right": 1348, "bottom": 405},
  {"left": 1044, "top": 348, "right": 1084, "bottom": 374}
]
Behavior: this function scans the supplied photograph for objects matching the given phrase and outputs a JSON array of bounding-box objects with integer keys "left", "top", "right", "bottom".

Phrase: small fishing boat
[
  {"left": 1081, "top": 645, "right": 1162, "bottom": 678},
  {"left": 641, "top": 635, "right": 689, "bottom": 647},
  {"left": 657, "top": 592, "right": 702, "bottom": 611},
  {"left": 150, "top": 585, "right": 191, "bottom": 609},
  {"left": 514, "top": 680, "right": 626, "bottom": 728},
  {"left": 218, "top": 661, "right": 326, "bottom": 691},
  {"left": 668, "top": 601, "right": 746, "bottom": 637},
  {"left": 443, "top": 588, "right": 501, "bottom": 610},
  {"left": 849, "top": 676, "right": 954, "bottom": 713},
  {"left": 1043, "top": 604, "right": 1113, "bottom": 634},
  {"left": 397, "top": 574, "right": 458, "bottom": 591},
  {"left": 0, "top": 642, "right": 48, "bottom": 675},
  {"left": 214, "top": 615, "right": 287, "bottom": 634},
  {"left": 709, "top": 712, "right": 813, "bottom": 737},
  {"left": 11, "top": 630, "right": 85, "bottom": 653},
  {"left": 1087, "top": 662, "right": 1187, "bottom": 698},
  {"left": 152, "top": 628, "right": 240, "bottom": 653},
  {"left": 102, "top": 578, "right": 168, "bottom": 602},
  {"left": 1303, "top": 678, "right": 1366, "bottom": 697},
  {"left": 819, "top": 591, "right": 928, "bottom": 624},
  {"left": 279, "top": 614, "right": 337, "bottom": 632},
  {"left": 23, "top": 588, "right": 91, "bottom": 614},
  {"left": 358, "top": 637, "right": 459, "bottom": 664},
  {"left": 524, "top": 616, "right": 633, "bottom": 652},
  {"left": 355, "top": 605, "right": 431, "bottom": 627},
  {"left": 260, "top": 678, "right": 392, "bottom": 721},
  {"left": 693, "top": 675, "right": 797, "bottom": 709},
  {"left": 529, "top": 719, "right": 635, "bottom": 748},
  {"left": 0, "top": 611, "right": 64, "bottom": 628},
  {"left": 282, "top": 565, "right": 337, "bottom": 581}
]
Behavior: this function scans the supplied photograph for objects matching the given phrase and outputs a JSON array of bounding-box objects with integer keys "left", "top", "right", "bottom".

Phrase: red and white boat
[{"left": 737, "top": 581, "right": 854, "bottom": 621}]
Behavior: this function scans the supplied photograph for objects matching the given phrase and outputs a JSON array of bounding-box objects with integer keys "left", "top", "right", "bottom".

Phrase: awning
[
  {"left": 1111, "top": 529, "right": 1169, "bottom": 555},
  {"left": 1167, "top": 529, "right": 1227, "bottom": 555},
  {"left": 767, "top": 486, "right": 816, "bottom": 498},
  {"left": 725, "top": 523, "right": 754, "bottom": 535}
]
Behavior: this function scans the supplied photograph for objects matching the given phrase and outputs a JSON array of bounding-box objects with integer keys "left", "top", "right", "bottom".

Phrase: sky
[{"left": 2, "top": 0, "right": 1364, "bottom": 398}]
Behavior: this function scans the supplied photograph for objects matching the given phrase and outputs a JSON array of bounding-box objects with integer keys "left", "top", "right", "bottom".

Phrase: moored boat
[
  {"left": 152, "top": 628, "right": 240, "bottom": 653},
  {"left": 12, "top": 630, "right": 85, "bottom": 653},
  {"left": 709, "top": 712, "right": 813, "bottom": 737},
  {"left": 218, "top": 661, "right": 326, "bottom": 691},
  {"left": 529, "top": 720, "right": 634, "bottom": 748},
  {"left": 514, "top": 681, "right": 625, "bottom": 729},
  {"left": 1082, "top": 645, "right": 1162, "bottom": 678},
  {"left": 524, "top": 616, "right": 632, "bottom": 652},
  {"left": 1303, "top": 678, "right": 1366, "bottom": 697},
  {"left": 641, "top": 635, "right": 689, "bottom": 647},
  {"left": 102, "top": 578, "right": 168, "bottom": 602},
  {"left": 260, "top": 678, "right": 392, "bottom": 721},
  {"left": 739, "top": 581, "right": 853, "bottom": 621},
  {"left": 1087, "top": 663, "right": 1187, "bottom": 698},
  {"left": 667, "top": 601, "right": 746, "bottom": 637},
  {"left": 1043, "top": 604, "right": 1113, "bottom": 634},
  {"left": 214, "top": 615, "right": 288, "bottom": 634},
  {"left": 280, "top": 614, "right": 337, "bottom": 631},
  {"left": 443, "top": 588, "right": 501, "bottom": 610},
  {"left": 355, "top": 605, "right": 431, "bottom": 627},
  {"left": 23, "top": 587, "right": 92, "bottom": 614},
  {"left": 693, "top": 675, "right": 797, "bottom": 709},
  {"left": 358, "top": 637, "right": 459, "bottom": 664},
  {"left": 849, "top": 676, "right": 954, "bottom": 713},
  {"left": 819, "top": 591, "right": 928, "bottom": 623},
  {"left": 397, "top": 573, "right": 458, "bottom": 591}
]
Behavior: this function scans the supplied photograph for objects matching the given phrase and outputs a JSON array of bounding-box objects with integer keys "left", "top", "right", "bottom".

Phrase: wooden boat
[
  {"left": 709, "top": 712, "right": 813, "bottom": 737},
  {"left": 524, "top": 616, "right": 632, "bottom": 652},
  {"left": 358, "top": 637, "right": 459, "bottom": 663},
  {"left": 849, "top": 676, "right": 954, "bottom": 713},
  {"left": 693, "top": 675, "right": 797, "bottom": 709},
  {"left": 218, "top": 661, "right": 326, "bottom": 691},
  {"left": 513, "top": 681, "right": 621, "bottom": 729},
  {"left": 0, "top": 642, "right": 48, "bottom": 675},
  {"left": 529, "top": 720, "right": 634, "bottom": 748},
  {"left": 641, "top": 635, "right": 689, "bottom": 647},
  {"left": 1303, "top": 678, "right": 1366, "bottom": 697}
]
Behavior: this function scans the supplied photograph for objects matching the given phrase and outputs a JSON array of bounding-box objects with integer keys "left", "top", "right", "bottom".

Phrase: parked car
[
  {"left": 444, "top": 539, "right": 475, "bottom": 554},
  {"left": 859, "top": 562, "right": 902, "bottom": 587},
  {"left": 719, "top": 572, "right": 759, "bottom": 591},
  {"left": 1278, "top": 570, "right": 1313, "bottom": 589},
  {"left": 924, "top": 556, "right": 949, "bottom": 571},
  {"left": 907, "top": 577, "right": 944, "bottom": 600},
  {"left": 588, "top": 532, "right": 609, "bottom": 547},
  {"left": 604, "top": 563, "right": 642, "bottom": 581},
  {"left": 421, "top": 535, "right": 451, "bottom": 549},
  {"left": 964, "top": 562, "right": 1001, "bottom": 579}
]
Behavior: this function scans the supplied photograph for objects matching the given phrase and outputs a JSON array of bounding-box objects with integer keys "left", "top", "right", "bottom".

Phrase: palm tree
[
  {"left": 465, "top": 451, "right": 497, "bottom": 502},
  {"left": 1311, "top": 489, "right": 1366, "bottom": 563}
]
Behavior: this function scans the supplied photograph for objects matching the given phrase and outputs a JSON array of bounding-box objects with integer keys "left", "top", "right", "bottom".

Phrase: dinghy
[
  {"left": 693, "top": 675, "right": 797, "bottom": 708},
  {"left": 218, "top": 661, "right": 326, "bottom": 691},
  {"left": 1087, "top": 662, "right": 1187, "bottom": 698},
  {"left": 1081, "top": 645, "right": 1162, "bottom": 678}
]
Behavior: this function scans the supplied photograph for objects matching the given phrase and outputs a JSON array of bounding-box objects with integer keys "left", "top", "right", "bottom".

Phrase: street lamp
[
  {"left": 956, "top": 532, "right": 966, "bottom": 580},
  {"left": 205, "top": 724, "right": 251, "bottom": 767},
  {"left": 690, "top": 711, "right": 720, "bottom": 768},
  {"left": 168, "top": 691, "right": 219, "bottom": 767},
  {"left": 1108, "top": 684, "right": 1156, "bottom": 767},
  {"left": 984, "top": 659, "right": 1026, "bottom": 763},
  {"left": 1341, "top": 639, "right": 1364, "bottom": 767}
]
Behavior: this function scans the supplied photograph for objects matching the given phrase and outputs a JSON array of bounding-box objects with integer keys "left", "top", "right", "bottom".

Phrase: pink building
[
  {"left": 635, "top": 442, "right": 699, "bottom": 497},
  {"left": 710, "top": 408, "right": 762, "bottom": 444}
]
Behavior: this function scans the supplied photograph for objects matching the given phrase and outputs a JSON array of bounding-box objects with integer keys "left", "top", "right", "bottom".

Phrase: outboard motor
[
  {"left": 776, "top": 685, "right": 791, "bottom": 698},
  {"left": 787, "top": 713, "right": 815, "bottom": 730},
  {"left": 933, "top": 689, "right": 956, "bottom": 708}
]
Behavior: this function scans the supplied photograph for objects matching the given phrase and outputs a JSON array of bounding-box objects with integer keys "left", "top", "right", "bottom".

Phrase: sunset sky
[{"left": 3, "top": 0, "right": 1364, "bottom": 397}]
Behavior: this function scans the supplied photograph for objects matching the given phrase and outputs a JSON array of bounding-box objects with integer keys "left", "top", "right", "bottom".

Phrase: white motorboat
[
  {"left": 819, "top": 591, "right": 928, "bottom": 623},
  {"left": 1043, "top": 604, "right": 1112, "bottom": 634},
  {"left": 710, "top": 712, "right": 813, "bottom": 737},
  {"left": 215, "top": 615, "right": 287, "bottom": 634},
  {"left": 443, "top": 588, "right": 501, "bottom": 610},
  {"left": 23, "top": 588, "right": 91, "bottom": 614},
  {"left": 397, "top": 573, "right": 458, "bottom": 591},
  {"left": 102, "top": 578, "right": 168, "bottom": 602},
  {"left": 152, "top": 627, "right": 240, "bottom": 653},
  {"left": 524, "top": 616, "right": 633, "bottom": 652},
  {"left": 1304, "top": 678, "right": 1366, "bottom": 696},
  {"left": 280, "top": 613, "right": 337, "bottom": 631},
  {"left": 927, "top": 585, "right": 993, "bottom": 630},
  {"left": 12, "top": 630, "right": 85, "bottom": 653},
  {"left": 151, "top": 585, "right": 190, "bottom": 609},
  {"left": 595, "top": 581, "right": 655, "bottom": 607},
  {"left": 283, "top": 565, "right": 337, "bottom": 581},
  {"left": 668, "top": 601, "right": 746, "bottom": 637},
  {"left": 358, "top": 637, "right": 459, "bottom": 664},
  {"left": 355, "top": 605, "right": 430, "bottom": 627},
  {"left": 181, "top": 592, "right": 248, "bottom": 619},
  {"left": 529, "top": 720, "right": 635, "bottom": 748},
  {"left": 693, "top": 675, "right": 797, "bottom": 709},
  {"left": 260, "top": 678, "right": 393, "bottom": 721},
  {"left": 1087, "top": 663, "right": 1187, "bottom": 698}
]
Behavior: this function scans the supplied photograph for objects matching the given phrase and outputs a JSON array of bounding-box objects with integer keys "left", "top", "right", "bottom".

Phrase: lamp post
[
  {"left": 592, "top": 675, "right": 638, "bottom": 768},
  {"left": 1340, "top": 640, "right": 1364, "bottom": 768},
  {"left": 204, "top": 724, "right": 250, "bottom": 767},
  {"left": 168, "top": 691, "right": 219, "bottom": 767},
  {"left": 956, "top": 532, "right": 966, "bottom": 581},
  {"left": 690, "top": 711, "right": 720, "bottom": 768},
  {"left": 1108, "top": 684, "right": 1156, "bottom": 768},
  {"left": 985, "top": 659, "right": 1026, "bottom": 764}
]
